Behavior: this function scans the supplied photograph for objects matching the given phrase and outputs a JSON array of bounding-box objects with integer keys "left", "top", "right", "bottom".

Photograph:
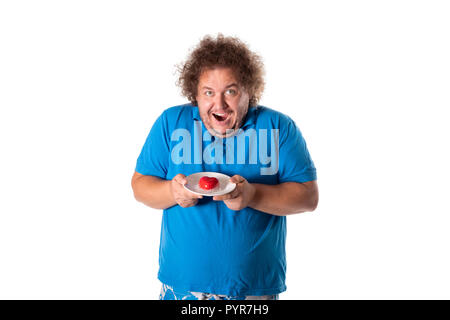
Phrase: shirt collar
[{"left": 192, "top": 105, "right": 258, "bottom": 129}]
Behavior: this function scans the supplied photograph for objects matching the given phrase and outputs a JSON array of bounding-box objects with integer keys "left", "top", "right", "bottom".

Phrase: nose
[{"left": 213, "top": 93, "right": 228, "bottom": 110}]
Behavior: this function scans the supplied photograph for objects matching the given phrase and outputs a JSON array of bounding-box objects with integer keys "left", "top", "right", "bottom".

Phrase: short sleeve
[
  {"left": 135, "top": 112, "right": 170, "bottom": 178},
  {"left": 278, "top": 116, "right": 317, "bottom": 183}
]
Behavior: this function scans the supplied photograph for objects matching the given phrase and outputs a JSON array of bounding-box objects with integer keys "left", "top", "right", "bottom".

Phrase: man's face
[{"left": 196, "top": 67, "right": 250, "bottom": 138}]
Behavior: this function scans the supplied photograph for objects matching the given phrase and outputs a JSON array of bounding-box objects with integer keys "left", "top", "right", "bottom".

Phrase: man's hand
[
  {"left": 171, "top": 174, "right": 203, "bottom": 208},
  {"left": 213, "top": 175, "right": 255, "bottom": 211}
]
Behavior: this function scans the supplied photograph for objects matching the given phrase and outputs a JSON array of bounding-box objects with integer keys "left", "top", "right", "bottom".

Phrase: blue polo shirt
[{"left": 135, "top": 104, "right": 316, "bottom": 296}]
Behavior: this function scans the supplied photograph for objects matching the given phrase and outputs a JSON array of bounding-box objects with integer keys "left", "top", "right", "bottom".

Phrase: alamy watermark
[{"left": 170, "top": 120, "right": 279, "bottom": 175}]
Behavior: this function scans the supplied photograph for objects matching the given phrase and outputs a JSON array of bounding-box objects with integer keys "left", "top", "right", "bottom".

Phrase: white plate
[{"left": 183, "top": 172, "right": 236, "bottom": 197}]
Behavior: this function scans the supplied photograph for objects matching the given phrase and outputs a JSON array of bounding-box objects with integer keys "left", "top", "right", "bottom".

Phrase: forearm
[
  {"left": 132, "top": 174, "right": 176, "bottom": 209},
  {"left": 249, "top": 182, "right": 318, "bottom": 216}
]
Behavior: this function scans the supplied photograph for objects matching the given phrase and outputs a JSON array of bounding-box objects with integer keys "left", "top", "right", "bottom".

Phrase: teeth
[{"left": 214, "top": 113, "right": 225, "bottom": 116}]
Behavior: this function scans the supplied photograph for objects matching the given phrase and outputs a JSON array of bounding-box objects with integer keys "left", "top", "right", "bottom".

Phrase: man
[{"left": 132, "top": 34, "right": 318, "bottom": 300}]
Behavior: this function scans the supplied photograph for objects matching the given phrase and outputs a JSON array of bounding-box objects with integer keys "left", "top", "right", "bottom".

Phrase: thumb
[
  {"left": 230, "top": 175, "right": 245, "bottom": 184},
  {"left": 174, "top": 173, "right": 187, "bottom": 185}
]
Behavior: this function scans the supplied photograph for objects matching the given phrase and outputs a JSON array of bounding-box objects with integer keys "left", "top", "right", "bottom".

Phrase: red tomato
[{"left": 199, "top": 176, "right": 219, "bottom": 190}]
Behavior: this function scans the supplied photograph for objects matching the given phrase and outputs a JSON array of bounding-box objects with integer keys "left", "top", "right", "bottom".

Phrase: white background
[{"left": 1, "top": 0, "right": 449, "bottom": 299}]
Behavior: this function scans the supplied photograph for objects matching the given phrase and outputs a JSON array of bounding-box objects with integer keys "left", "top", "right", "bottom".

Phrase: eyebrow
[{"left": 201, "top": 83, "right": 238, "bottom": 90}]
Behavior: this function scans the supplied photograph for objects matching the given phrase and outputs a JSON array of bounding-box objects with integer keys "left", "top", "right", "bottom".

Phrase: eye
[
  {"left": 225, "top": 89, "right": 237, "bottom": 95},
  {"left": 205, "top": 90, "right": 214, "bottom": 97}
]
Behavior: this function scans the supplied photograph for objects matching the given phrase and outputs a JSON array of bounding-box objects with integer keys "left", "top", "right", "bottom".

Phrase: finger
[
  {"left": 179, "top": 198, "right": 198, "bottom": 208},
  {"left": 213, "top": 194, "right": 228, "bottom": 201},
  {"left": 173, "top": 173, "right": 187, "bottom": 185},
  {"left": 213, "top": 194, "right": 226, "bottom": 201},
  {"left": 213, "top": 187, "right": 240, "bottom": 201},
  {"left": 221, "top": 193, "right": 240, "bottom": 201},
  {"left": 182, "top": 188, "right": 203, "bottom": 199},
  {"left": 230, "top": 175, "right": 245, "bottom": 184}
]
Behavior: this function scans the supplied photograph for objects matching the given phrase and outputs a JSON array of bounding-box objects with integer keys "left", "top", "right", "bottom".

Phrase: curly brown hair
[{"left": 176, "top": 34, "right": 265, "bottom": 107}]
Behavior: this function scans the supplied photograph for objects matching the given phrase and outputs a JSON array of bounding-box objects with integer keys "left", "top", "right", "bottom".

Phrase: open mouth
[{"left": 212, "top": 112, "right": 229, "bottom": 122}]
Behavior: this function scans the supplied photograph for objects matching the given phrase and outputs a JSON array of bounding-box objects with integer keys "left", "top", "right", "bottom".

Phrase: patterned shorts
[{"left": 159, "top": 283, "right": 279, "bottom": 300}]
